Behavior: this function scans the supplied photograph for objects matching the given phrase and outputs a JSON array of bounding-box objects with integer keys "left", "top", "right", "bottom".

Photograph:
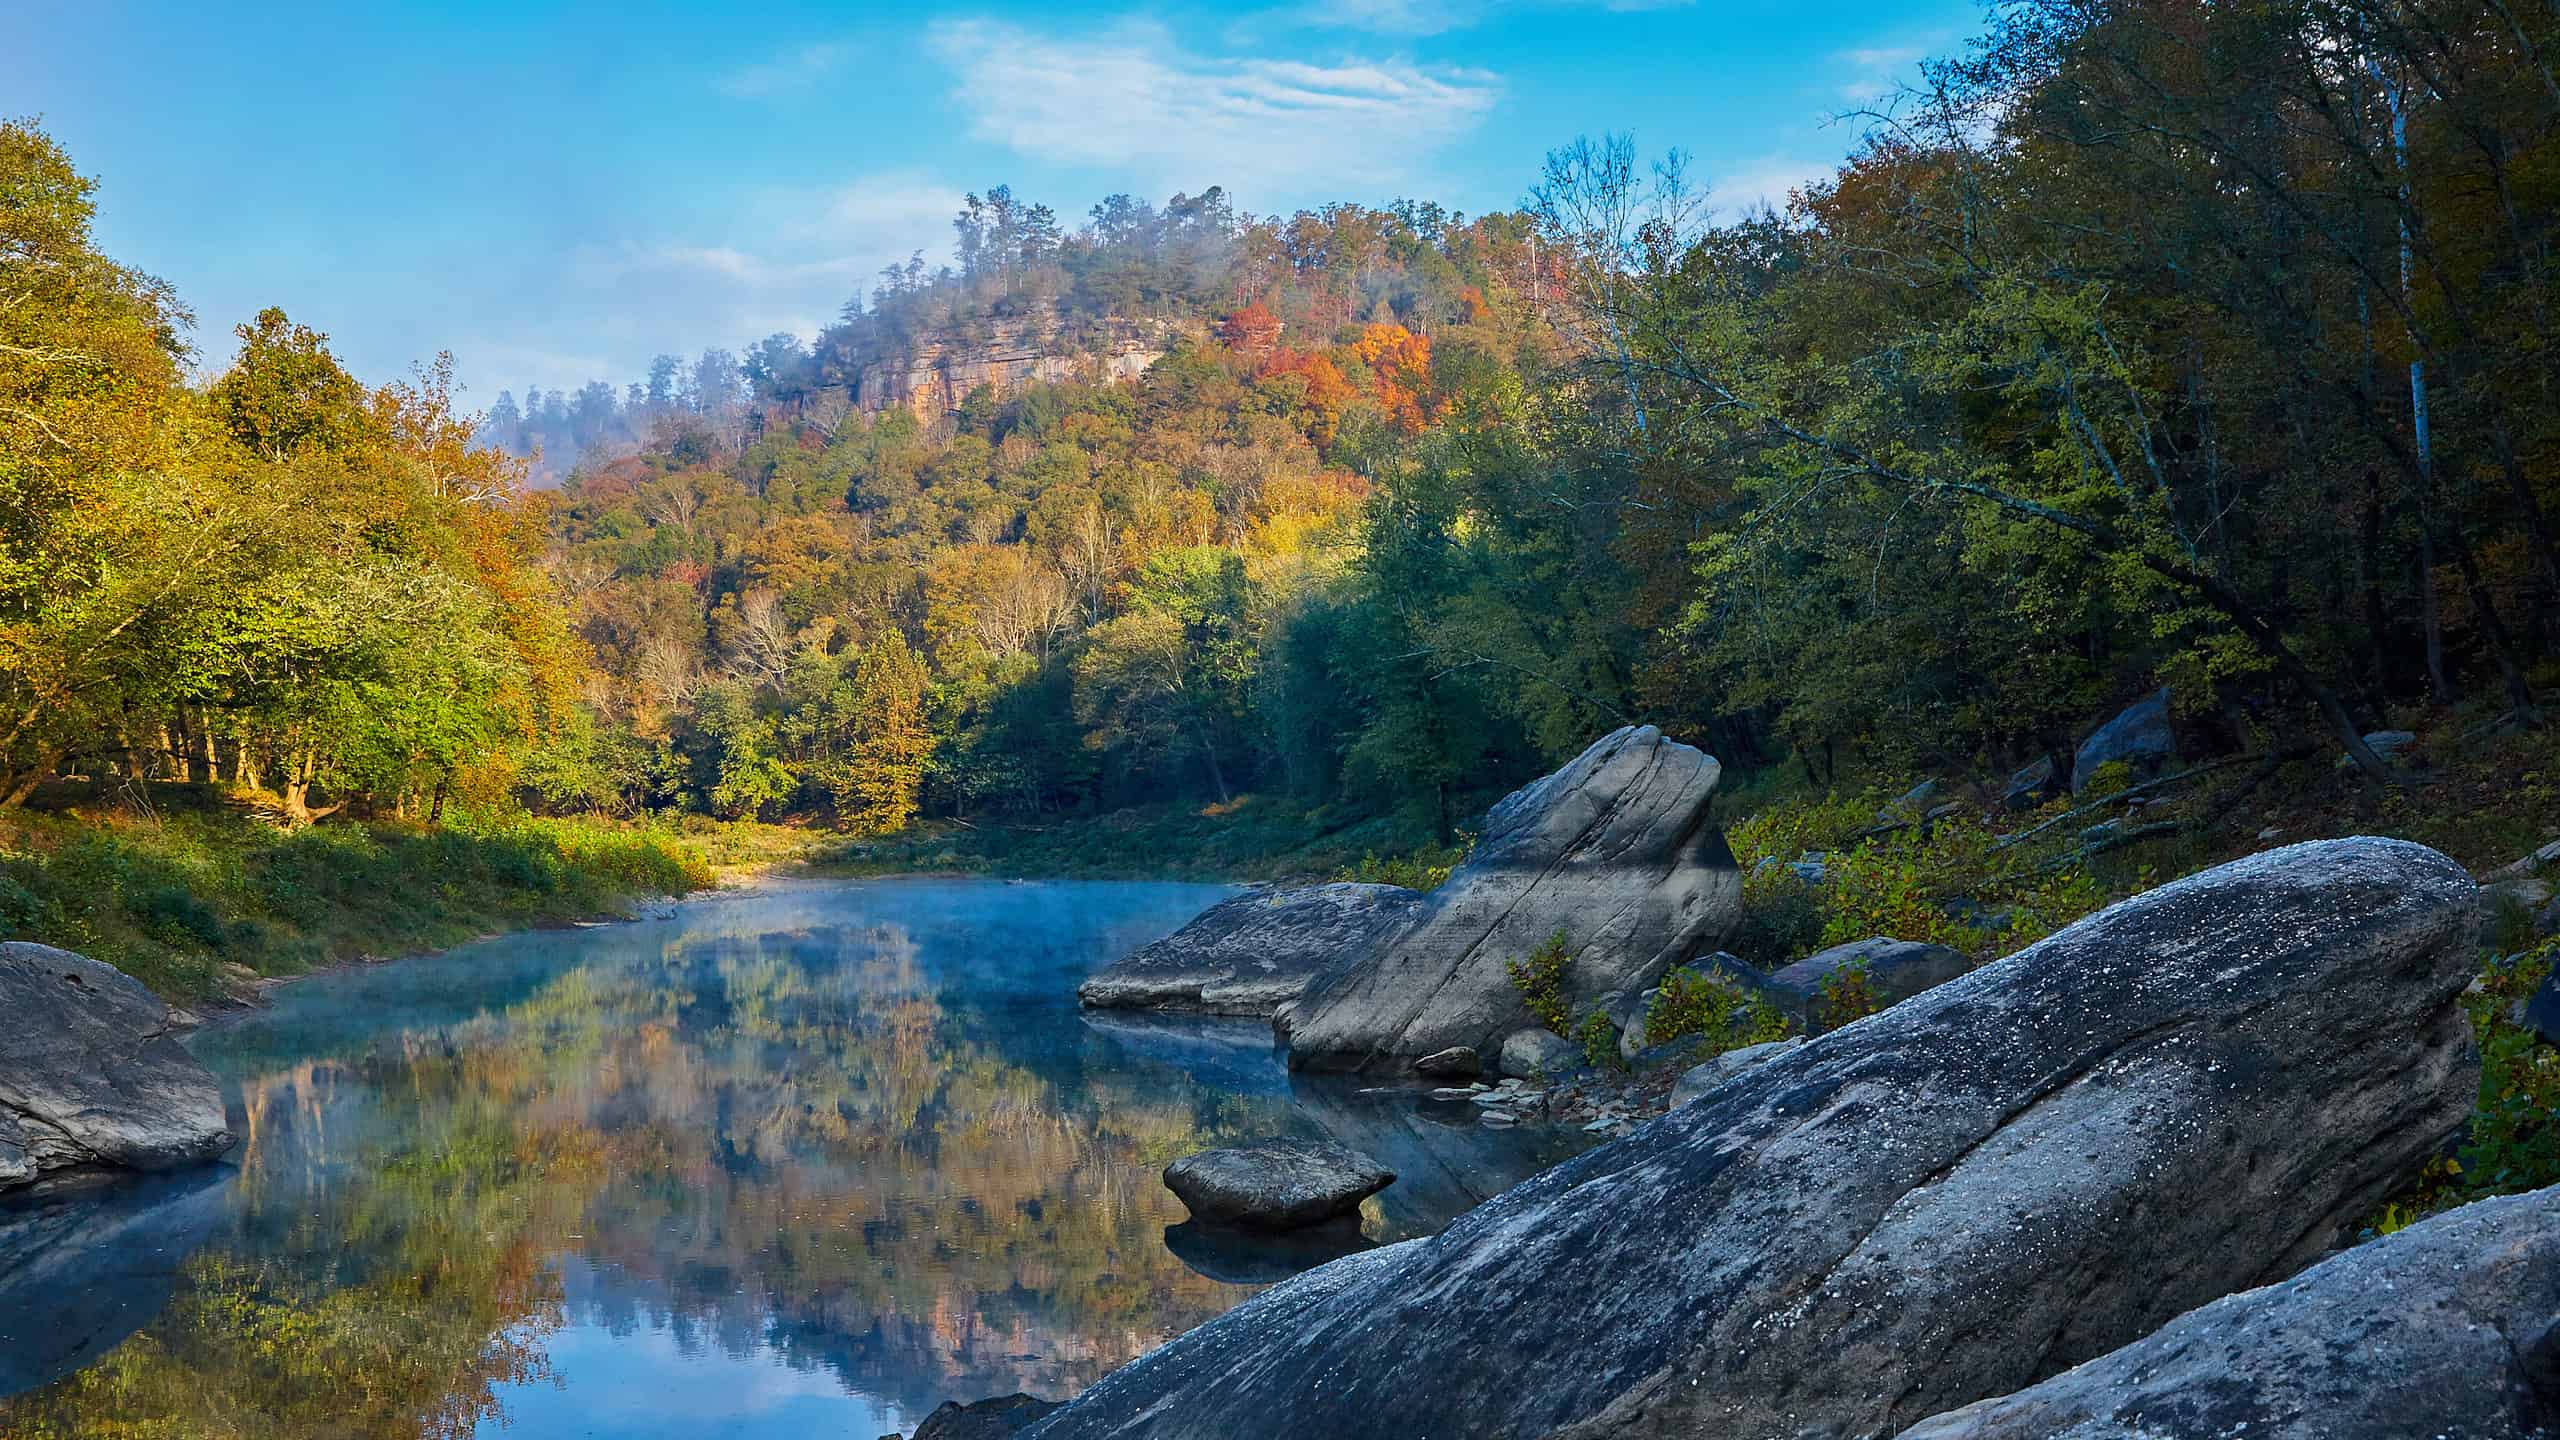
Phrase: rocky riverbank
[{"left": 1023, "top": 836, "right": 2525, "bottom": 1440}]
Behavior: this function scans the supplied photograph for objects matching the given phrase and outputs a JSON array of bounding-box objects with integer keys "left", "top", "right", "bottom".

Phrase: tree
[{"left": 833, "top": 630, "right": 933, "bottom": 833}]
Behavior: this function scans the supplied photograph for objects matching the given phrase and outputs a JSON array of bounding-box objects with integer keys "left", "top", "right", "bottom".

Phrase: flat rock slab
[
  {"left": 1078, "top": 884, "right": 1424, "bottom": 1017},
  {"left": 0, "top": 942, "right": 234, "bottom": 1191},
  {"left": 1024, "top": 838, "right": 2480, "bottom": 1440},
  {"left": 1162, "top": 1138, "right": 1394, "bottom": 1231},
  {"left": 1897, "top": 1183, "right": 2560, "bottom": 1439},
  {"left": 1281, "top": 726, "right": 1741, "bottom": 1072}
]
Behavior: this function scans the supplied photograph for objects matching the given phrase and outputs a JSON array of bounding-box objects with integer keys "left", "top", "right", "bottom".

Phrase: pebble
[
  {"left": 1479, "top": 1110, "right": 1517, "bottom": 1126},
  {"left": 1429, "top": 1087, "right": 1478, "bottom": 1100}
]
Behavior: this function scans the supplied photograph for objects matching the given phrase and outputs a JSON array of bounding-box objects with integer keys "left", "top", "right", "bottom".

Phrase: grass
[{"left": 0, "top": 796, "right": 720, "bottom": 1002}]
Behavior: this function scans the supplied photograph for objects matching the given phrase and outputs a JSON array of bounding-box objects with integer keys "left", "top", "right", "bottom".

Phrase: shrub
[
  {"left": 1337, "top": 836, "right": 1473, "bottom": 893},
  {"left": 1573, "top": 1009, "right": 1622, "bottom": 1071},
  {"left": 1815, "top": 958, "right": 1880, "bottom": 1030},
  {"left": 2460, "top": 943, "right": 2560, "bottom": 1201},
  {"left": 1505, "top": 929, "right": 1573, "bottom": 1033},
  {"left": 1644, "top": 963, "right": 1793, "bottom": 1054}
]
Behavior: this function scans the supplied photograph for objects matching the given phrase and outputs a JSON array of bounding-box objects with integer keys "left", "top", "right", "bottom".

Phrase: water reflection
[{"left": 0, "top": 879, "right": 1586, "bottom": 1438}]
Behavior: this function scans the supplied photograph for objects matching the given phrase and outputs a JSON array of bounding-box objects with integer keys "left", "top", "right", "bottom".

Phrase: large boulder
[
  {"left": 1896, "top": 1183, "right": 2560, "bottom": 1440},
  {"left": 1021, "top": 839, "right": 2480, "bottom": 1440},
  {"left": 1279, "top": 726, "right": 1740, "bottom": 1072},
  {"left": 0, "top": 942, "right": 234, "bottom": 1191},
  {"left": 1767, "top": 936, "right": 1972, "bottom": 1031},
  {"left": 2072, "top": 686, "right": 2175, "bottom": 793},
  {"left": 1161, "top": 1138, "right": 1393, "bottom": 1231},
  {"left": 1077, "top": 884, "right": 1423, "bottom": 1017}
]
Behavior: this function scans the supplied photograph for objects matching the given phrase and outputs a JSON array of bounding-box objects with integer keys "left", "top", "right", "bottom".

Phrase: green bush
[
  {"left": 1644, "top": 963, "right": 1793, "bottom": 1054},
  {"left": 1505, "top": 929, "right": 1574, "bottom": 1034},
  {"left": 2460, "top": 943, "right": 2560, "bottom": 1200},
  {"left": 1335, "top": 836, "right": 1473, "bottom": 892},
  {"left": 1574, "top": 1009, "right": 1622, "bottom": 1070}
]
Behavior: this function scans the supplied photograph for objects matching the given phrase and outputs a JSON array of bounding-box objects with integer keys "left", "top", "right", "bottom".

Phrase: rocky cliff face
[{"left": 855, "top": 313, "right": 1187, "bottom": 423}]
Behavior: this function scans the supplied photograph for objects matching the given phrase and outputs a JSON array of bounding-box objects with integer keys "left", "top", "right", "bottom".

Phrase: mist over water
[{"left": 0, "top": 878, "right": 1580, "bottom": 1438}]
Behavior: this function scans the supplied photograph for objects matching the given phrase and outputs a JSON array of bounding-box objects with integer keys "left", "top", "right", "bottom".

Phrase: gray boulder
[
  {"left": 1667, "top": 1038, "right": 1802, "bottom": 1108},
  {"left": 2071, "top": 686, "right": 2174, "bottom": 793},
  {"left": 2001, "top": 757, "right": 2055, "bottom": 811},
  {"left": 1021, "top": 838, "right": 2480, "bottom": 1440},
  {"left": 1495, "top": 1027, "right": 1585, "bottom": 1079},
  {"left": 1767, "top": 936, "right": 1973, "bottom": 1031},
  {"left": 903, "top": 1394, "right": 1064, "bottom": 1440},
  {"left": 1078, "top": 883, "right": 1424, "bottom": 1017},
  {"left": 1279, "top": 726, "right": 1740, "bottom": 1072},
  {"left": 1161, "top": 1138, "right": 1393, "bottom": 1231},
  {"left": 2525, "top": 973, "right": 2560, "bottom": 1046},
  {"left": 1896, "top": 1183, "right": 2560, "bottom": 1440},
  {"left": 0, "top": 942, "right": 233, "bottom": 1191}
]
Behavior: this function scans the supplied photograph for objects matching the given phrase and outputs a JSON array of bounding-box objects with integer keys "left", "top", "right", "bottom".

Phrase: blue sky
[{"left": 10, "top": 0, "right": 1977, "bottom": 402}]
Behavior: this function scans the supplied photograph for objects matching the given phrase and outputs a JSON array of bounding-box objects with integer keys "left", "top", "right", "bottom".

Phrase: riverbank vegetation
[{"left": 7, "top": 0, "right": 2560, "bottom": 1026}]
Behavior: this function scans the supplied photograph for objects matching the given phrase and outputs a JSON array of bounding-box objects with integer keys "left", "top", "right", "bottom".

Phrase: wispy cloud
[
  {"left": 1708, "top": 154, "right": 1837, "bottom": 216},
  {"left": 1293, "top": 0, "right": 1692, "bottom": 38},
  {"left": 719, "top": 40, "right": 853, "bottom": 98},
  {"left": 1830, "top": 43, "right": 1930, "bottom": 105},
  {"left": 928, "top": 17, "right": 1500, "bottom": 194}
]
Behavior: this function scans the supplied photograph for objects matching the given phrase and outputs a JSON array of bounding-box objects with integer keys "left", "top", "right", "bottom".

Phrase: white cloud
[
  {"left": 928, "top": 17, "right": 1500, "bottom": 193},
  {"left": 1830, "top": 43, "right": 1930, "bottom": 105},
  {"left": 1708, "top": 155, "right": 1837, "bottom": 216},
  {"left": 719, "top": 41, "right": 853, "bottom": 98},
  {"left": 1293, "top": 0, "right": 1691, "bottom": 37}
]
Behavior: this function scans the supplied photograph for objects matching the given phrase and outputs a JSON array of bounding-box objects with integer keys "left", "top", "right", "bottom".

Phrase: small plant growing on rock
[
  {"left": 1645, "top": 965, "right": 1795, "bottom": 1054},
  {"left": 1506, "top": 929, "right": 1574, "bottom": 1033},
  {"left": 1574, "top": 1009, "right": 1623, "bottom": 1070},
  {"left": 1816, "top": 957, "right": 1880, "bottom": 1030},
  {"left": 1337, "top": 835, "right": 1474, "bottom": 892}
]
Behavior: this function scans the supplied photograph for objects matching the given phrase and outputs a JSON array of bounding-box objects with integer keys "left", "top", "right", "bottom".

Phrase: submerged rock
[
  {"left": 1077, "top": 883, "right": 1424, "bottom": 1017},
  {"left": 1025, "top": 838, "right": 2480, "bottom": 1440},
  {"left": 1896, "top": 1183, "right": 2560, "bottom": 1439},
  {"left": 1161, "top": 1218, "right": 1374, "bottom": 1286},
  {"left": 0, "top": 942, "right": 234, "bottom": 1191},
  {"left": 1161, "top": 1138, "right": 1393, "bottom": 1231},
  {"left": 0, "top": 1166, "right": 231, "bottom": 1393},
  {"left": 1280, "top": 726, "right": 1740, "bottom": 1072}
]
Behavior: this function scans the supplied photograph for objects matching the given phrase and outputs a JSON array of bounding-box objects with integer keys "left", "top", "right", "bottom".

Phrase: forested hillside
[{"left": 10, "top": 0, "right": 2560, "bottom": 881}]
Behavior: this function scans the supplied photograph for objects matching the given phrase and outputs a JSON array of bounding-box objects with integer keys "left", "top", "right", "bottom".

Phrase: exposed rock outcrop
[
  {"left": 1279, "top": 726, "right": 1740, "bottom": 1073},
  {"left": 0, "top": 942, "right": 234, "bottom": 1191},
  {"left": 1078, "top": 884, "right": 1423, "bottom": 1017},
  {"left": 1161, "top": 1139, "right": 1393, "bottom": 1231},
  {"left": 855, "top": 313, "right": 1184, "bottom": 423},
  {"left": 1023, "top": 838, "right": 2480, "bottom": 1440},
  {"left": 1897, "top": 1183, "right": 2560, "bottom": 1440}
]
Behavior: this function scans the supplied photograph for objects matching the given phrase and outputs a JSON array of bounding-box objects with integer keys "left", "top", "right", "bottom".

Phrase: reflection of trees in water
[{"left": 0, "top": 914, "right": 1278, "bottom": 1435}]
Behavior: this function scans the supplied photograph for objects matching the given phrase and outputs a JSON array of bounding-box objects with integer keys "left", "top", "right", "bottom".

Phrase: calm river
[{"left": 0, "top": 878, "right": 1578, "bottom": 1439}]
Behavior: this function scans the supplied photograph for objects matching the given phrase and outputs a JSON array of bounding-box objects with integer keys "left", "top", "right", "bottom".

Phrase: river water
[{"left": 0, "top": 878, "right": 1580, "bottom": 1439}]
